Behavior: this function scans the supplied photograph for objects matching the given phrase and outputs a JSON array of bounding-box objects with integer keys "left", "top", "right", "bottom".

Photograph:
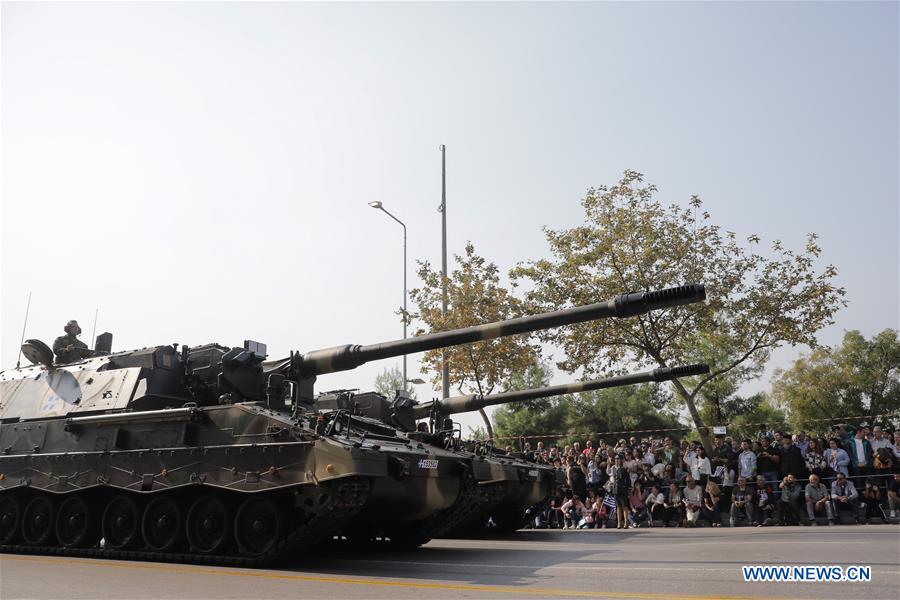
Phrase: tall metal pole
[
  {"left": 401, "top": 221, "right": 407, "bottom": 387},
  {"left": 369, "top": 202, "right": 408, "bottom": 390},
  {"left": 440, "top": 144, "right": 449, "bottom": 399}
]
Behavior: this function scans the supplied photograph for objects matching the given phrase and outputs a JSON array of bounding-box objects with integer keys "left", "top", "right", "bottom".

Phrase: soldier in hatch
[{"left": 53, "top": 319, "right": 92, "bottom": 363}]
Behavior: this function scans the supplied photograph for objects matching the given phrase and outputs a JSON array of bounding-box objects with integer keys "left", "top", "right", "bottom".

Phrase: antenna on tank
[
  {"left": 91, "top": 307, "right": 99, "bottom": 349},
  {"left": 15, "top": 291, "right": 32, "bottom": 369}
]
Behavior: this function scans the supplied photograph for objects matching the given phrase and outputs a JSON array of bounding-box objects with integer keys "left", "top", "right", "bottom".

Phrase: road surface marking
[{"left": 0, "top": 555, "right": 794, "bottom": 600}]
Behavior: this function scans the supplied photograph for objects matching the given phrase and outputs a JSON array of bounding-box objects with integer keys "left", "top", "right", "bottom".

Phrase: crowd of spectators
[{"left": 518, "top": 423, "right": 900, "bottom": 529}]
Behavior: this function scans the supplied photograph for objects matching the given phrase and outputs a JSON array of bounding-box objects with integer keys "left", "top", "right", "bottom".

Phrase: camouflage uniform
[{"left": 52, "top": 333, "right": 90, "bottom": 364}]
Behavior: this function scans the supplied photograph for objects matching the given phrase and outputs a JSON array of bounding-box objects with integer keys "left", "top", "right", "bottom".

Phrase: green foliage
[
  {"left": 493, "top": 373, "right": 682, "bottom": 447},
  {"left": 565, "top": 384, "right": 683, "bottom": 445},
  {"left": 410, "top": 242, "right": 539, "bottom": 438},
  {"left": 511, "top": 170, "right": 846, "bottom": 446},
  {"left": 772, "top": 329, "right": 900, "bottom": 429},
  {"left": 373, "top": 365, "right": 416, "bottom": 400}
]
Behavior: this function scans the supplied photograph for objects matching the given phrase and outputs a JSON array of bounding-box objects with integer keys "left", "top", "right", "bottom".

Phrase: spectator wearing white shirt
[
  {"left": 646, "top": 485, "right": 666, "bottom": 526},
  {"left": 693, "top": 445, "right": 712, "bottom": 490},
  {"left": 682, "top": 477, "right": 703, "bottom": 527}
]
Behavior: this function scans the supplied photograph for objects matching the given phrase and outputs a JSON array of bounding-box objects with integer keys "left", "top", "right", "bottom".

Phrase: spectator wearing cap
[
  {"left": 805, "top": 473, "right": 834, "bottom": 525},
  {"left": 738, "top": 439, "right": 757, "bottom": 481},
  {"left": 779, "top": 436, "right": 807, "bottom": 480},
  {"left": 824, "top": 438, "right": 850, "bottom": 478},
  {"left": 831, "top": 472, "right": 862, "bottom": 524},
  {"left": 730, "top": 477, "right": 754, "bottom": 526}
]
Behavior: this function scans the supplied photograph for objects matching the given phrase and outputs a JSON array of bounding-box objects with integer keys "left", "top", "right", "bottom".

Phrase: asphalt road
[{"left": 2, "top": 526, "right": 899, "bottom": 600}]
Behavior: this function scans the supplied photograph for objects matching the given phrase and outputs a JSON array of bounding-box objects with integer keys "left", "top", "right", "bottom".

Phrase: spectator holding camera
[
  {"left": 861, "top": 479, "right": 881, "bottom": 521},
  {"left": 804, "top": 473, "right": 834, "bottom": 524}
]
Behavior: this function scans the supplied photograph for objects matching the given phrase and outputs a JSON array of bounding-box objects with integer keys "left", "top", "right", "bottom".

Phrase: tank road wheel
[
  {"left": 22, "top": 495, "right": 56, "bottom": 546},
  {"left": 0, "top": 495, "right": 22, "bottom": 544},
  {"left": 56, "top": 496, "right": 97, "bottom": 548},
  {"left": 234, "top": 496, "right": 283, "bottom": 557},
  {"left": 102, "top": 495, "right": 141, "bottom": 550},
  {"left": 141, "top": 495, "right": 184, "bottom": 553},
  {"left": 186, "top": 495, "right": 231, "bottom": 555}
]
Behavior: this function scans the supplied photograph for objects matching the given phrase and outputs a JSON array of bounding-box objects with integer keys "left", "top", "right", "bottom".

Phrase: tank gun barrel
[
  {"left": 296, "top": 284, "right": 705, "bottom": 377},
  {"left": 412, "top": 363, "right": 710, "bottom": 419}
]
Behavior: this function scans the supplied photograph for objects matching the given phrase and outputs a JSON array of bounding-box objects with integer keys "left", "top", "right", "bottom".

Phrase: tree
[
  {"left": 511, "top": 170, "right": 846, "bottom": 448},
  {"left": 373, "top": 365, "right": 416, "bottom": 400},
  {"left": 565, "top": 384, "right": 683, "bottom": 446},
  {"left": 493, "top": 360, "right": 569, "bottom": 445},
  {"left": 771, "top": 329, "right": 900, "bottom": 429},
  {"left": 410, "top": 242, "right": 539, "bottom": 439}
]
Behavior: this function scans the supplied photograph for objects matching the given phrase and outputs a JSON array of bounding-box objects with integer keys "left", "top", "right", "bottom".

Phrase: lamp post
[{"left": 368, "top": 200, "right": 409, "bottom": 388}]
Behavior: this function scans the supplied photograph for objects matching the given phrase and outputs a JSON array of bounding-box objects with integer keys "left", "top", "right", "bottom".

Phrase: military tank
[
  {"left": 323, "top": 363, "right": 710, "bottom": 542},
  {"left": 425, "top": 363, "right": 712, "bottom": 534},
  {"left": 0, "top": 283, "right": 705, "bottom": 564}
]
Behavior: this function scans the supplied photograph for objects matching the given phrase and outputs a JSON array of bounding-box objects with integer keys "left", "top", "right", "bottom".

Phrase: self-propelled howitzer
[
  {"left": 0, "top": 283, "right": 705, "bottom": 561},
  {"left": 321, "top": 364, "right": 710, "bottom": 539},
  {"left": 430, "top": 364, "right": 711, "bottom": 534}
]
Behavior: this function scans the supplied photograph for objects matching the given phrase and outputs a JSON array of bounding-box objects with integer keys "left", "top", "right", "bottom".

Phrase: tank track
[
  {"left": 0, "top": 480, "right": 369, "bottom": 568},
  {"left": 377, "top": 479, "right": 509, "bottom": 548}
]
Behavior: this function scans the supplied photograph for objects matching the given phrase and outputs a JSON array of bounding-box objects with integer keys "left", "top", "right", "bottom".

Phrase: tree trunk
[
  {"left": 478, "top": 408, "right": 494, "bottom": 441},
  {"left": 672, "top": 379, "right": 712, "bottom": 449}
]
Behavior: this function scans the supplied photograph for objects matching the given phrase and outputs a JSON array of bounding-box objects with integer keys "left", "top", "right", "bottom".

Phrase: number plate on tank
[{"left": 417, "top": 459, "right": 439, "bottom": 469}]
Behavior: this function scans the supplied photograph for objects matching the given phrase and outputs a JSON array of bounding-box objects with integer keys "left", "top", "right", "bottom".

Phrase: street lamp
[{"left": 368, "top": 200, "right": 409, "bottom": 388}]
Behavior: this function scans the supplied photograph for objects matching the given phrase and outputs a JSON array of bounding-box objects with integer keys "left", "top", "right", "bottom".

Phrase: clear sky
[{"left": 2, "top": 2, "right": 897, "bottom": 435}]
